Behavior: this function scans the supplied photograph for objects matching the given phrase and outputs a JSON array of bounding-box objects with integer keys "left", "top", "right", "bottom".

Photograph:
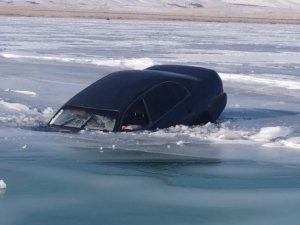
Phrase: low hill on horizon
[
  {"left": 1, "top": 0, "right": 300, "bottom": 23},
  {"left": 2, "top": 0, "right": 300, "bottom": 10}
]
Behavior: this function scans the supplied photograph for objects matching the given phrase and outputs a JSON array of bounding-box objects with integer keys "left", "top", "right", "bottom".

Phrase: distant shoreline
[{"left": 1, "top": 6, "right": 300, "bottom": 24}]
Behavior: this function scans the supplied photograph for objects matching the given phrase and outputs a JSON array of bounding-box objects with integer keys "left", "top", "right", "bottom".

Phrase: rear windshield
[{"left": 49, "top": 107, "right": 118, "bottom": 131}]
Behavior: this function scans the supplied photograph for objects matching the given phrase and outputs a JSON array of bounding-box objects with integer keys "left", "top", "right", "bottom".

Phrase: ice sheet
[{"left": 1, "top": 17, "right": 300, "bottom": 225}]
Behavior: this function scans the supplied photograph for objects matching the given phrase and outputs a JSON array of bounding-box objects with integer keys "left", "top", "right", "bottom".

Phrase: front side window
[
  {"left": 49, "top": 107, "right": 117, "bottom": 131},
  {"left": 121, "top": 99, "right": 150, "bottom": 131}
]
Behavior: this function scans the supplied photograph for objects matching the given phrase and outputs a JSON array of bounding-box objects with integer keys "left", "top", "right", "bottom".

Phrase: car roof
[
  {"left": 65, "top": 66, "right": 220, "bottom": 112},
  {"left": 146, "top": 64, "right": 218, "bottom": 81}
]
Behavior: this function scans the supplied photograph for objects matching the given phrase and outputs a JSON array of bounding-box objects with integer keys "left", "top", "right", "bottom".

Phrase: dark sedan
[{"left": 48, "top": 65, "right": 227, "bottom": 132}]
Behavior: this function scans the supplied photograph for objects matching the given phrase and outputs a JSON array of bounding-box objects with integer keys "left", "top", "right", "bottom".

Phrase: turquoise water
[{"left": 1, "top": 128, "right": 300, "bottom": 225}]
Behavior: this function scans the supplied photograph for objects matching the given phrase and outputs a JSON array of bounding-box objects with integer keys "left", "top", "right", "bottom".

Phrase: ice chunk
[
  {"left": 42, "top": 107, "right": 55, "bottom": 120},
  {"left": 0, "top": 100, "right": 30, "bottom": 111},
  {"left": 123, "top": 58, "right": 154, "bottom": 70},
  {"left": 42, "top": 107, "right": 54, "bottom": 115},
  {"left": 176, "top": 140, "right": 185, "bottom": 146},
  {"left": 251, "top": 127, "right": 291, "bottom": 142},
  {"left": 0, "top": 180, "right": 6, "bottom": 189},
  {"left": 263, "top": 137, "right": 300, "bottom": 149}
]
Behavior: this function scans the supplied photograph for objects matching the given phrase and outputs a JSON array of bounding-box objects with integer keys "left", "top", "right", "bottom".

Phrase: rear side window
[{"left": 144, "top": 82, "right": 189, "bottom": 121}]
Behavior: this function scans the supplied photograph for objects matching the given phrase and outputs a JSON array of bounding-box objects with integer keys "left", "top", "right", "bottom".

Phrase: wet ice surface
[{"left": 1, "top": 17, "right": 300, "bottom": 225}]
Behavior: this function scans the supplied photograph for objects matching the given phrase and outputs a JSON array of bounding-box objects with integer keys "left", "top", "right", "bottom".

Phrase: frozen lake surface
[{"left": 1, "top": 17, "right": 300, "bottom": 225}]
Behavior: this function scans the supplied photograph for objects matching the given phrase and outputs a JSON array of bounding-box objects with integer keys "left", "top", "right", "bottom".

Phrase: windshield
[{"left": 49, "top": 107, "right": 117, "bottom": 131}]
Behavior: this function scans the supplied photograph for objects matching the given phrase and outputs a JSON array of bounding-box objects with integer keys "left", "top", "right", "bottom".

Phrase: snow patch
[
  {"left": 4, "top": 89, "right": 37, "bottom": 97},
  {"left": 220, "top": 73, "right": 300, "bottom": 90},
  {"left": 1, "top": 53, "right": 154, "bottom": 69},
  {"left": 123, "top": 58, "right": 155, "bottom": 70}
]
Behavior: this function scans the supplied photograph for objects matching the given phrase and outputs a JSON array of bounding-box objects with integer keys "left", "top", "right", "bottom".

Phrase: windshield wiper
[
  {"left": 61, "top": 117, "right": 76, "bottom": 127},
  {"left": 81, "top": 114, "right": 94, "bottom": 129}
]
